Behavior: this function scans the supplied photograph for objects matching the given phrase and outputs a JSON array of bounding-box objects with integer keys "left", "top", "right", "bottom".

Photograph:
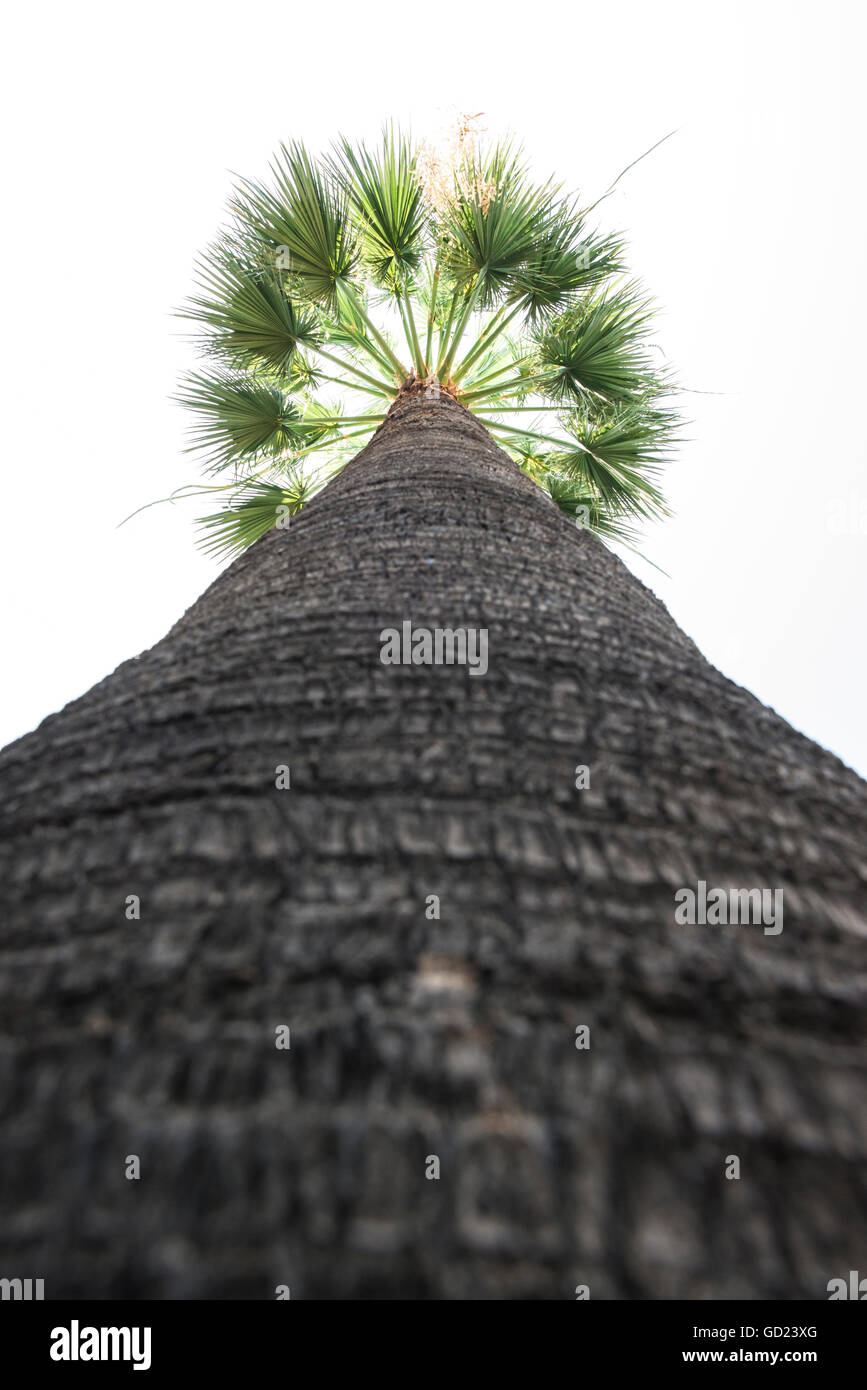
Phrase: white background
[{"left": 1, "top": 0, "right": 865, "bottom": 774}]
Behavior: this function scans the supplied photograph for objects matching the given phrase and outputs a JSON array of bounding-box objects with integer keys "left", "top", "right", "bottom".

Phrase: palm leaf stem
[
  {"left": 463, "top": 369, "right": 556, "bottom": 401},
  {"left": 462, "top": 352, "right": 536, "bottom": 391},
  {"left": 424, "top": 254, "right": 442, "bottom": 371},
  {"left": 396, "top": 290, "right": 426, "bottom": 375},
  {"left": 314, "top": 345, "right": 396, "bottom": 395},
  {"left": 337, "top": 281, "right": 408, "bottom": 379},
  {"left": 438, "top": 276, "right": 484, "bottom": 380},
  {"left": 452, "top": 302, "right": 522, "bottom": 383},
  {"left": 434, "top": 288, "right": 462, "bottom": 377}
]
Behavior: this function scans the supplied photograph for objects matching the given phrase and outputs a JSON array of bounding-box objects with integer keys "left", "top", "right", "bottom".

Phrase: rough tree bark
[{"left": 1, "top": 389, "right": 865, "bottom": 1299}]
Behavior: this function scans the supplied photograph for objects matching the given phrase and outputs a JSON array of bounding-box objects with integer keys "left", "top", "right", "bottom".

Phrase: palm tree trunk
[{"left": 1, "top": 388, "right": 866, "bottom": 1299}]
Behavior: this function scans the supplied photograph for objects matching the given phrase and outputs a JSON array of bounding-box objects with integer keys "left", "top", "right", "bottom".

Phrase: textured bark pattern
[{"left": 1, "top": 391, "right": 866, "bottom": 1300}]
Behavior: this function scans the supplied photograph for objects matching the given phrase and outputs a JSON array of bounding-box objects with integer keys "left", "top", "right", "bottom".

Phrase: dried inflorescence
[{"left": 416, "top": 111, "right": 499, "bottom": 216}]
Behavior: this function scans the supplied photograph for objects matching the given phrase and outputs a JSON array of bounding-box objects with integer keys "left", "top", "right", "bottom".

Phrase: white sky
[{"left": 2, "top": 0, "right": 865, "bottom": 775}]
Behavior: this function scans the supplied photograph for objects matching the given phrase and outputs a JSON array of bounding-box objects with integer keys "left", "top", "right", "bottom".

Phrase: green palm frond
[
  {"left": 535, "top": 284, "right": 659, "bottom": 405},
  {"left": 196, "top": 478, "right": 309, "bottom": 561},
  {"left": 565, "top": 401, "right": 680, "bottom": 473},
  {"left": 333, "top": 127, "right": 427, "bottom": 288},
  {"left": 283, "top": 351, "right": 322, "bottom": 393},
  {"left": 328, "top": 282, "right": 384, "bottom": 345},
  {"left": 175, "top": 371, "right": 306, "bottom": 470},
  {"left": 510, "top": 218, "right": 627, "bottom": 319},
  {"left": 502, "top": 431, "right": 552, "bottom": 470},
  {"left": 296, "top": 398, "right": 340, "bottom": 441},
  {"left": 232, "top": 142, "right": 358, "bottom": 308},
  {"left": 181, "top": 249, "right": 321, "bottom": 373},
  {"left": 556, "top": 404, "right": 675, "bottom": 520},
  {"left": 438, "top": 141, "right": 560, "bottom": 306},
  {"left": 540, "top": 471, "right": 641, "bottom": 543}
]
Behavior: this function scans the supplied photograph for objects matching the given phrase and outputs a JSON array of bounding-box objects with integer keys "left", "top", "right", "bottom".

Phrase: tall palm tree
[{"left": 0, "top": 126, "right": 865, "bottom": 1301}]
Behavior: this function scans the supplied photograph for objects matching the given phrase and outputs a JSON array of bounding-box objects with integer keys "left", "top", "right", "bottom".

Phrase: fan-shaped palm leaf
[
  {"left": 175, "top": 372, "right": 306, "bottom": 470},
  {"left": 510, "top": 220, "right": 627, "bottom": 319},
  {"left": 535, "top": 285, "right": 659, "bottom": 405},
  {"left": 233, "top": 142, "right": 358, "bottom": 308},
  {"left": 333, "top": 128, "right": 427, "bottom": 288},
  {"left": 181, "top": 249, "right": 321, "bottom": 373},
  {"left": 196, "top": 478, "right": 308, "bottom": 560},
  {"left": 438, "top": 141, "right": 559, "bottom": 305}
]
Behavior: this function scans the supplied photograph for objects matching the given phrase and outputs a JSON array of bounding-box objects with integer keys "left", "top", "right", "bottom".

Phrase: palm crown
[{"left": 175, "top": 119, "right": 680, "bottom": 560}]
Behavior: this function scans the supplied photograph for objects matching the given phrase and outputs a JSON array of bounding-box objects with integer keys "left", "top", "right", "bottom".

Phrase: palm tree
[{"left": 0, "top": 124, "right": 865, "bottom": 1301}]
